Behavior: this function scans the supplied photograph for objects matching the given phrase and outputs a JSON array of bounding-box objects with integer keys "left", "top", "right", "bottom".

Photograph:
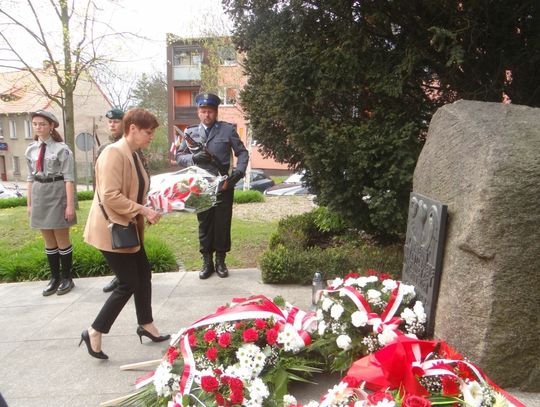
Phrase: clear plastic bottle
[{"left": 312, "top": 272, "right": 324, "bottom": 306}]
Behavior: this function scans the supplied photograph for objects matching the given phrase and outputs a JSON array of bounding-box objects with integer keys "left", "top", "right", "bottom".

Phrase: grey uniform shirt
[{"left": 25, "top": 138, "right": 75, "bottom": 182}]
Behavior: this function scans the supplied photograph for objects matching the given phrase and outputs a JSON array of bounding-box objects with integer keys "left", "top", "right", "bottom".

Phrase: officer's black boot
[
  {"left": 43, "top": 247, "right": 61, "bottom": 296},
  {"left": 57, "top": 245, "right": 75, "bottom": 295},
  {"left": 215, "top": 252, "right": 229, "bottom": 278},
  {"left": 199, "top": 252, "right": 215, "bottom": 280}
]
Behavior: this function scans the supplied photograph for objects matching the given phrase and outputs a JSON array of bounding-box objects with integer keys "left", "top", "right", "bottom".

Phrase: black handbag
[{"left": 97, "top": 192, "right": 140, "bottom": 249}]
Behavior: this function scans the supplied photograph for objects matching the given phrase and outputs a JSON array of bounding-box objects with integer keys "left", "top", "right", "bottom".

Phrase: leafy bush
[
  {"left": 0, "top": 234, "right": 177, "bottom": 282},
  {"left": 233, "top": 190, "right": 265, "bottom": 204},
  {"left": 0, "top": 190, "right": 94, "bottom": 209},
  {"left": 260, "top": 209, "right": 404, "bottom": 284}
]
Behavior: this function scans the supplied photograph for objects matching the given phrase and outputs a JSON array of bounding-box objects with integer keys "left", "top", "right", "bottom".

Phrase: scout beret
[
  {"left": 105, "top": 108, "right": 124, "bottom": 120},
  {"left": 195, "top": 93, "right": 221, "bottom": 108},
  {"left": 30, "top": 110, "right": 60, "bottom": 128}
]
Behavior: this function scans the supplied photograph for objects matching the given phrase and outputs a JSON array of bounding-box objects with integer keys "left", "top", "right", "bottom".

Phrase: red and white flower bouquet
[{"left": 310, "top": 270, "right": 426, "bottom": 372}]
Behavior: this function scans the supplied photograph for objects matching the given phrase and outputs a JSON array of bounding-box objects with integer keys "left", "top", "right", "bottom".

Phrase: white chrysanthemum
[
  {"left": 461, "top": 380, "right": 484, "bottom": 407},
  {"left": 324, "top": 381, "right": 350, "bottom": 404},
  {"left": 366, "top": 275, "right": 378, "bottom": 283},
  {"left": 152, "top": 361, "right": 179, "bottom": 397},
  {"left": 399, "top": 283, "right": 416, "bottom": 297},
  {"left": 382, "top": 279, "right": 398, "bottom": 291},
  {"left": 330, "top": 303, "right": 344, "bottom": 320},
  {"left": 377, "top": 328, "right": 398, "bottom": 346},
  {"left": 322, "top": 296, "right": 334, "bottom": 311},
  {"left": 330, "top": 277, "right": 344, "bottom": 287},
  {"left": 493, "top": 392, "right": 510, "bottom": 407},
  {"left": 354, "top": 402, "right": 367, "bottom": 407},
  {"left": 400, "top": 307, "right": 416, "bottom": 324},
  {"left": 344, "top": 277, "right": 356, "bottom": 286},
  {"left": 247, "top": 377, "right": 269, "bottom": 403},
  {"left": 367, "top": 289, "right": 381, "bottom": 300},
  {"left": 283, "top": 394, "right": 298, "bottom": 406},
  {"left": 336, "top": 334, "right": 352, "bottom": 350},
  {"left": 305, "top": 402, "right": 320, "bottom": 407},
  {"left": 376, "top": 400, "right": 396, "bottom": 407},
  {"left": 355, "top": 277, "right": 369, "bottom": 287},
  {"left": 318, "top": 320, "right": 327, "bottom": 336},
  {"left": 316, "top": 309, "right": 324, "bottom": 321},
  {"left": 413, "top": 301, "right": 427, "bottom": 323},
  {"left": 351, "top": 310, "right": 368, "bottom": 327},
  {"left": 277, "top": 323, "right": 305, "bottom": 353}
]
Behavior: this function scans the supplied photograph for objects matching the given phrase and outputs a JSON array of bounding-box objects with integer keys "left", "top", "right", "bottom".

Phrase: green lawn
[{"left": 0, "top": 201, "right": 278, "bottom": 277}]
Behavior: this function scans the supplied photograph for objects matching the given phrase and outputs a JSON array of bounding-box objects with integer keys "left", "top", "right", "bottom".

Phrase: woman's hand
[
  {"left": 65, "top": 204, "right": 75, "bottom": 222},
  {"left": 142, "top": 206, "right": 161, "bottom": 225}
]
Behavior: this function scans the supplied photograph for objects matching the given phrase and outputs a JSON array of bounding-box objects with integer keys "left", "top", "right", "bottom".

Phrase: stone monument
[{"left": 413, "top": 100, "right": 540, "bottom": 390}]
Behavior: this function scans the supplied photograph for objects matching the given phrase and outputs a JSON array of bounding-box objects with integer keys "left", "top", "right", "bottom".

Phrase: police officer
[
  {"left": 175, "top": 93, "right": 249, "bottom": 279},
  {"left": 99, "top": 108, "right": 124, "bottom": 293}
]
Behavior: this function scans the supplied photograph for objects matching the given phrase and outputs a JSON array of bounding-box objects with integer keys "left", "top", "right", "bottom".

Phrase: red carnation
[
  {"left": 365, "top": 269, "right": 379, "bottom": 276},
  {"left": 215, "top": 393, "right": 225, "bottom": 405},
  {"left": 230, "top": 389, "right": 244, "bottom": 404},
  {"left": 344, "top": 272, "right": 360, "bottom": 280},
  {"left": 242, "top": 328, "right": 259, "bottom": 343},
  {"left": 218, "top": 332, "right": 232, "bottom": 348},
  {"left": 266, "top": 328, "right": 278, "bottom": 345},
  {"left": 213, "top": 367, "right": 223, "bottom": 376},
  {"left": 367, "top": 391, "right": 393, "bottom": 405},
  {"left": 234, "top": 321, "right": 244, "bottom": 330},
  {"left": 188, "top": 333, "right": 197, "bottom": 347},
  {"left": 206, "top": 347, "right": 218, "bottom": 361},
  {"left": 204, "top": 329, "right": 217, "bottom": 343},
  {"left": 379, "top": 272, "right": 392, "bottom": 280},
  {"left": 441, "top": 376, "right": 460, "bottom": 396},
  {"left": 254, "top": 319, "right": 267, "bottom": 329},
  {"left": 228, "top": 377, "right": 244, "bottom": 391},
  {"left": 341, "top": 375, "right": 360, "bottom": 388},
  {"left": 166, "top": 346, "right": 179, "bottom": 364},
  {"left": 201, "top": 375, "right": 219, "bottom": 393},
  {"left": 401, "top": 394, "right": 431, "bottom": 407}
]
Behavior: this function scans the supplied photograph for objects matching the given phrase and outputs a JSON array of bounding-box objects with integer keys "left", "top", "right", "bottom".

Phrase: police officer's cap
[
  {"left": 30, "top": 110, "right": 60, "bottom": 128},
  {"left": 195, "top": 93, "right": 221, "bottom": 108},
  {"left": 105, "top": 108, "right": 124, "bottom": 120}
]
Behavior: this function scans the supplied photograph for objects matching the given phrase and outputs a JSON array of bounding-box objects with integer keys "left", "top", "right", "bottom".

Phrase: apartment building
[{"left": 166, "top": 35, "right": 288, "bottom": 174}]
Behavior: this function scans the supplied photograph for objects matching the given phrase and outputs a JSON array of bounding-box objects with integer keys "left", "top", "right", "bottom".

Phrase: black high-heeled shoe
[
  {"left": 136, "top": 326, "right": 171, "bottom": 343},
  {"left": 79, "top": 330, "right": 108, "bottom": 360}
]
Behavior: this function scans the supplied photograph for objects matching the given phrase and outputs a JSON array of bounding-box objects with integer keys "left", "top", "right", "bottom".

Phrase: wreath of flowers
[{"left": 115, "top": 273, "right": 524, "bottom": 407}]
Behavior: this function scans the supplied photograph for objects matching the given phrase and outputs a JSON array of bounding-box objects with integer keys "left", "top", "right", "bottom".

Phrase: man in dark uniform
[
  {"left": 99, "top": 108, "right": 124, "bottom": 293},
  {"left": 175, "top": 93, "right": 249, "bottom": 279}
]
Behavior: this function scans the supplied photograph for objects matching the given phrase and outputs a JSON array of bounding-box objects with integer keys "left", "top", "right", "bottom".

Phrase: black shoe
[
  {"left": 42, "top": 277, "right": 60, "bottom": 296},
  {"left": 199, "top": 253, "right": 215, "bottom": 279},
  {"left": 215, "top": 252, "right": 229, "bottom": 278},
  {"left": 136, "top": 326, "right": 171, "bottom": 343},
  {"left": 56, "top": 278, "right": 74, "bottom": 295},
  {"left": 102, "top": 277, "right": 119, "bottom": 293},
  {"left": 79, "top": 330, "right": 108, "bottom": 359}
]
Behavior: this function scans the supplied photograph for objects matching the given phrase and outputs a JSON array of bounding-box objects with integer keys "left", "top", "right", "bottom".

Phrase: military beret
[
  {"left": 30, "top": 110, "right": 60, "bottom": 128},
  {"left": 195, "top": 93, "right": 221, "bottom": 108},
  {"left": 105, "top": 108, "right": 124, "bottom": 120}
]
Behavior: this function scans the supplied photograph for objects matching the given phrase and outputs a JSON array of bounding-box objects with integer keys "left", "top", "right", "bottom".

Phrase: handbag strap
[{"left": 96, "top": 191, "right": 111, "bottom": 223}]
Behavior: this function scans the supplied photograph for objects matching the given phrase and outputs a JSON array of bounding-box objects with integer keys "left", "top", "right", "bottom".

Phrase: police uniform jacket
[
  {"left": 84, "top": 137, "right": 149, "bottom": 253},
  {"left": 175, "top": 122, "right": 249, "bottom": 176}
]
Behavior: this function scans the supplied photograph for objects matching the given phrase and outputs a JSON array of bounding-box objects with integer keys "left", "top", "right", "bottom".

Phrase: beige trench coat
[{"left": 84, "top": 137, "right": 149, "bottom": 253}]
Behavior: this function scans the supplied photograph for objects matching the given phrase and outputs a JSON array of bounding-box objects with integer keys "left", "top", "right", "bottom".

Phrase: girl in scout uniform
[{"left": 25, "top": 110, "right": 77, "bottom": 296}]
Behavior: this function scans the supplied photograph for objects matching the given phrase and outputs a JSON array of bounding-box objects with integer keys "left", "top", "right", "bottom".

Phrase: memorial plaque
[{"left": 402, "top": 192, "right": 447, "bottom": 337}]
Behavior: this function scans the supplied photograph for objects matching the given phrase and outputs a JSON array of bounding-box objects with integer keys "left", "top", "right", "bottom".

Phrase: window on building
[
  {"left": 217, "top": 45, "right": 237, "bottom": 66},
  {"left": 12, "top": 156, "right": 20, "bottom": 175},
  {"left": 9, "top": 120, "right": 17, "bottom": 139},
  {"left": 173, "top": 47, "right": 201, "bottom": 66},
  {"left": 219, "top": 87, "right": 238, "bottom": 106},
  {"left": 0, "top": 122, "right": 4, "bottom": 139},
  {"left": 24, "top": 120, "right": 32, "bottom": 139}
]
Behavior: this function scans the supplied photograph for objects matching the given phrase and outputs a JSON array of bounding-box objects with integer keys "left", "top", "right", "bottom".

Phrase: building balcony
[{"left": 173, "top": 65, "right": 201, "bottom": 81}]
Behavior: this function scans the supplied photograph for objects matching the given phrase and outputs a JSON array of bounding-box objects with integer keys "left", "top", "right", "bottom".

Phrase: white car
[
  {"left": 264, "top": 172, "right": 311, "bottom": 196},
  {"left": 0, "top": 182, "right": 22, "bottom": 199}
]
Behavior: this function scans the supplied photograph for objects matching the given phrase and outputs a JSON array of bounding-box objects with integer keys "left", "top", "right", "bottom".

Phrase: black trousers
[
  {"left": 92, "top": 247, "right": 153, "bottom": 334},
  {"left": 197, "top": 187, "right": 234, "bottom": 253}
]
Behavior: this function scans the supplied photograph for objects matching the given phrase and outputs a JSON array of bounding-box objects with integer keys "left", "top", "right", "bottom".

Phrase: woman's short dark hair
[{"left": 123, "top": 108, "right": 159, "bottom": 131}]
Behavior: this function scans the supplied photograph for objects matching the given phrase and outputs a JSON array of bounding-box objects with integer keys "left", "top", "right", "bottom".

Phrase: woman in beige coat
[{"left": 80, "top": 108, "right": 169, "bottom": 359}]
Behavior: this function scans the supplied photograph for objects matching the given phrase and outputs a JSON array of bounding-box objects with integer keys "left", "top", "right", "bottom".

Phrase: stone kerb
[{"left": 413, "top": 100, "right": 540, "bottom": 390}]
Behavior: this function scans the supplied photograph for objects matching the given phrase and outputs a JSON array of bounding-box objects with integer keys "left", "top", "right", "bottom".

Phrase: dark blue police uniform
[{"left": 175, "top": 93, "right": 249, "bottom": 279}]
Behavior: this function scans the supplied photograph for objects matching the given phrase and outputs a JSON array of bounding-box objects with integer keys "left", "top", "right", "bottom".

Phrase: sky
[{"left": 0, "top": 0, "right": 232, "bottom": 77}]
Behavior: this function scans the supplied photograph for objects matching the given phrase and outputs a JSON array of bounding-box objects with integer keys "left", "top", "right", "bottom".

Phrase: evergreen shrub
[{"left": 233, "top": 190, "right": 265, "bottom": 204}]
